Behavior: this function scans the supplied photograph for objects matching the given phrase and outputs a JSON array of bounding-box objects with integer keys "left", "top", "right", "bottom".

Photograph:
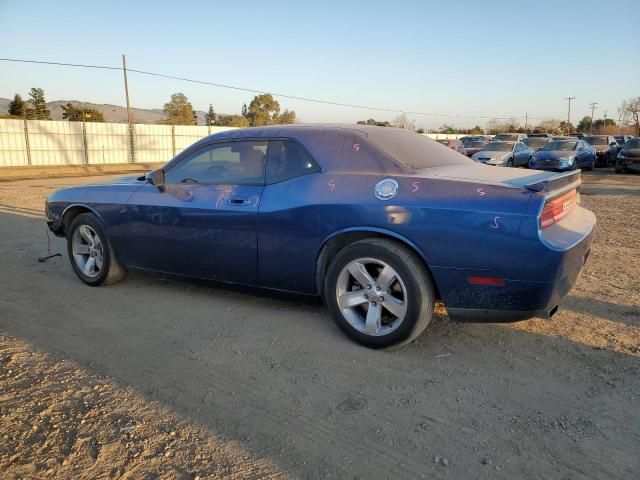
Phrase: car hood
[
  {"left": 103, "top": 174, "right": 146, "bottom": 184},
  {"left": 472, "top": 151, "right": 509, "bottom": 160},
  {"left": 413, "top": 162, "right": 559, "bottom": 189},
  {"left": 620, "top": 149, "right": 640, "bottom": 158},
  {"left": 535, "top": 150, "right": 575, "bottom": 160}
]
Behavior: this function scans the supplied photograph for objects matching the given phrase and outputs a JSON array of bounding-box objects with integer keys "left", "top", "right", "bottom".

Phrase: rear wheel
[
  {"left": 506, "top": 158, "right": 514, "bottom": 168},
  {"left": 66, "top": 213, "right": 126, "bottom": 286},
  {"left": 324, "top": 239, "right": 435, "bottom": 349}
]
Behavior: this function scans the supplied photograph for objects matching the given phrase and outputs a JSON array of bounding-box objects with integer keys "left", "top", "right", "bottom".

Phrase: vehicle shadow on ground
[
  {"left": 581, "top": 187, "right": 640, "bottom": 197},
  {"left": 2, "top": 211, "right": 640, "bottom": 479},
  {"left": 562, "top": 295, "right": 639, "bottom": 327}
]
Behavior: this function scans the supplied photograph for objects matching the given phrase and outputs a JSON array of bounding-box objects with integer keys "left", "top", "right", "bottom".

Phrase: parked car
[
  {"left": 471, "top": 141, "right": 533, "bottom": 167},
  {"left": 523, "top": 136, "right": 551, "bottom": 152},
  {"left": 616, "top": 137, "right": 640, "bottom": 174},
  {"left": 552, "top": 136, "right": 579, "bottom": 141},
  {"left": 463, "top": 140, "right": 490, "bottom": 157},
  {"left": 530, "top": 140, "right": 596, "bottom": 171},
  {"left": 614, "top": 135, "right": 632, "bottom": 149},
  {"left": 494, "top": 133, "right": 527, "bottom": 142},
  {"left": 436, "top": 139, "right": 467, "bottom": 155},
  {"left": 527, "top": 133, "right": 553, "bottom": 138},
  {"left": 582, "top": 135, "right": 619, "bottom": 167},
  {"left": 45, "top": 125, "right": 595, "bottom": 349}
]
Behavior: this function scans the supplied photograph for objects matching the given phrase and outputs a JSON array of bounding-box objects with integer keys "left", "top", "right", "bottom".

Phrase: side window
[
  {"left": 165, "top": 141, "right": 267, "bottom": 185},
  {"left": 266, "top": 140, "right": 321, "bottom": 184}
]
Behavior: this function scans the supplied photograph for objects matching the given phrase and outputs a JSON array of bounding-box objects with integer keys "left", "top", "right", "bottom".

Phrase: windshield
[
  {"left": 368, "top": 130, "right": 472, "bottom": 169},
  {"left": 460, "top": 137, "right": 476, "bottom": 146},
  {"left": 480, "top": 142, "right": 513, "bottom": 152},
  {"left": 583, "top": 136, "right": 607, "bottom": 146},
  {"left": 540, "top": 141, "right": 577, "bottom": 151},
  {"left": 436, "top": 139, "right": 449, "bottom": 145},
  {"left": 494, "top": 134, "right": 519, "bottom": 141},
  {"left": 524, "top": 138, "right": 548, "bottom": 148},
  {"left": 623, "top": 138, "right": 640, "bottom": 150},
  {"left": 469, "top": 141, "right": 488, "bottom": 148}
]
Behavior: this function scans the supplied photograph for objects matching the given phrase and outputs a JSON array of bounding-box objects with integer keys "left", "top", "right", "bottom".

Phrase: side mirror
[{"left": 148, "top": 169, "right": 165, "bottom": 190}]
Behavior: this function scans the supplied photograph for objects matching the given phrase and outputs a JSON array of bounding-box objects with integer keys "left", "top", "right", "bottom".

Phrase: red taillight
[{"left": 540, "top": 190, "right": 577, "bottom": 229}]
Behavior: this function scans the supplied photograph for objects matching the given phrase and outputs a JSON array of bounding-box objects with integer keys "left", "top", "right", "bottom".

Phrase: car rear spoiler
[{"left": 525, "top": 170, "right": 581, "bottom": 194}]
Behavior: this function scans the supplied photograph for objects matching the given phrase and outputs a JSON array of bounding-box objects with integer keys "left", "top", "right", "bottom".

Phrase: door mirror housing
[{"left": 148, "top": 169, "right": 165, "bottom": 190}]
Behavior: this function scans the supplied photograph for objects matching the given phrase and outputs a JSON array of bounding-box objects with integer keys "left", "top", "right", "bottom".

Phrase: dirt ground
[{"left": 0, "top": 169, "right": 638, "bottom": 479}]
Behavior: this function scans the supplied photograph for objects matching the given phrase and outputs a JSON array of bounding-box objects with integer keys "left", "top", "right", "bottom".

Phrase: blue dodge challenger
[{"left": 46, "top": 125, "right": 595, "bottom": 348}]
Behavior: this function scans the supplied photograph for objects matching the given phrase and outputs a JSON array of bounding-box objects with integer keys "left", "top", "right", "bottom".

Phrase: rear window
[
  {"left": 623, "top": 138, "right": 640, "bottom": 150},
  {"left": 583, "top": 136, "right": 607, "bottom": 145},
  {"left": 494, "top": 133, "right": 519, "bottom": 141},
  {"left": 368, "top": 130, "right": 471, "bottom": 169}
]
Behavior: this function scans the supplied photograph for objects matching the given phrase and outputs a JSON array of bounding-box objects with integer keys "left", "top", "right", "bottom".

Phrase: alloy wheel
[
  {"left": 335, "top": 257, "right": 408, "bottom": 336},
  {"left": 71, "top": 225, "right": 104, "bottom": 278}
]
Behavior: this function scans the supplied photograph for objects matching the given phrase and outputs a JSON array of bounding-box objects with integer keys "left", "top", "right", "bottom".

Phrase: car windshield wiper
[{"left": 180, "top": 178, "right": 199, "bottom": 183}]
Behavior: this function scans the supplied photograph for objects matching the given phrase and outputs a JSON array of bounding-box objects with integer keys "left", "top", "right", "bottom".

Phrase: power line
[{"left": 0, "top": 56, "right": 556, "bottom": 121}]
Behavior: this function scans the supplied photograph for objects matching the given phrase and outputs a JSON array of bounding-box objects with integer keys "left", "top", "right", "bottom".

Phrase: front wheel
[
  {"left": 66, "top": 213, "right": 126, "bottom": 286},
  {"left": 324, "top": 239, "right": 435, "bottom": 349},
  {"left": 506, "top": 158, "right": 514, "bottom": 168}
]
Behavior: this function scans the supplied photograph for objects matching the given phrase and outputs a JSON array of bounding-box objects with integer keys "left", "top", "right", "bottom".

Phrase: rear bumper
[
  {"left": 433, "top": 206, "right": 595, "bottom": 322},
  {"left": 447, "top": 305, "right": 558, "bottom": 322}
]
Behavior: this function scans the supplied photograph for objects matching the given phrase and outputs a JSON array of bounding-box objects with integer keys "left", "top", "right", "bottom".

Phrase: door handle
[{"left": 228, "top": 198, "right": 251, "bottom": 206}]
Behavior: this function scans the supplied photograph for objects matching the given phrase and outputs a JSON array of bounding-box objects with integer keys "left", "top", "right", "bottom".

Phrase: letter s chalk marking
[
  {"left": 353, "top": 143, "right": 360, "bottom": 152},
  {"left": 328, "top": 179, "right": 336, "bottom": 191},
  {"left": 491, "top": 216, "right": 501, "bottom": 229},
  {"left": 477, "top": 188, "right": 486, "bottom": 197},
  {"left": 412, "top": 181, "right": 421, "bottom": 192}
]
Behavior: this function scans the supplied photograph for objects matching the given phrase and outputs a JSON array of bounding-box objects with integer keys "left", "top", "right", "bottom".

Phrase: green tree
[
  {"left": 161, "top": 93, "right": 196, "bottom": 125},
  {"left": 60, "top": 103, "right": 105, "bottom": 122},
  {"left": 576, "top": 116, "right": 592, "bottom": 133},
  {"left": 217, "top": 114, "right": 250, "bottom": 127},
  {"left": 467, "top": 125, "right": 484, "bottom": 134},
  {"left": 244, "top": 93, "right": 283, "bottom": 126},
  {"left": 28, "top": 88, "right": 51, "bottom": 120},
  {"left": 8, "top": 94, "right": 28, "bottom": 118},
  {"left": 205, "top": 104, "right": 216, "bottom": 126},
  {"left": 276, "top": 109, "right": 296, "bottom": 124}
]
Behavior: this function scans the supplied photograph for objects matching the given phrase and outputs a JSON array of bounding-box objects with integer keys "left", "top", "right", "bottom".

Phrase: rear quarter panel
[{"left": 258, "top": 172, "right": 534, "bottom": 294}]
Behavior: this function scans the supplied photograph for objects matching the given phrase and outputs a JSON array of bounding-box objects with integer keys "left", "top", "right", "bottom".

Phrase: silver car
[{"left": 471, "top": 141, "right": 534, "bottom": 167}]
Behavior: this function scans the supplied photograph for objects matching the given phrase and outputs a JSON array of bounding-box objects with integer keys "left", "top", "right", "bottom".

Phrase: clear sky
[{"left": 1, "top": 0, "right": 638, "bottom": 130}]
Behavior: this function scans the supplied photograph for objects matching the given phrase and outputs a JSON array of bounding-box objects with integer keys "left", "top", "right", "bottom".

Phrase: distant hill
[{"left": 0, "top": 98, "right": 212, "bottom": 125}]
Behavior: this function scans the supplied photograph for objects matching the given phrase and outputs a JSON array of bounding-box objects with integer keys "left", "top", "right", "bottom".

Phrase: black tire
[
  {"left": 66, "top": 213, "right": 126, "bottom": 286},
  {"left": 324, "top": 238, "right": 435, "bottom": 349},
  {"left": 506, "top": 158, "right": 514, "bottom": 168}
]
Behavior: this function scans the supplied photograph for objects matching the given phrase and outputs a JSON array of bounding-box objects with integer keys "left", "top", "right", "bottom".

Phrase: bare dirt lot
[{"left": 0, "top": 170, "right": 639, "bottom": 479}]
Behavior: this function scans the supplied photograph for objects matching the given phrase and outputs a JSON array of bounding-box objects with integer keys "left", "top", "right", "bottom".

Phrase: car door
[
  {"left": 514, "top": 143, "right": 524, "bottom": 165},
  {"left": 118, "top": 140, "right": 268, "bottom": 284},
  {"left": 577, "top": 141, "right": 589, "bottom": 167},
  {"left": 257, "top": 139, "right": 322, "bottom": 292}
]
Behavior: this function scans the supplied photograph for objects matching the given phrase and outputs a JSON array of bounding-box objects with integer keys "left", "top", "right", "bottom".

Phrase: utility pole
[
  {"left": 603, "top": 111, "right": 608, "bottom": 134},
  {"left": 589, "top": 102, "right": 598, "bottom": 134},
  {"left": 565, "top": 97, "right": 575, "bottom": 134},
  {"left": 524, "top": 112, "right": 528, "bottom": 132},
  {"left": 122, "top": 54, "right": 135, "bottom": 162}
]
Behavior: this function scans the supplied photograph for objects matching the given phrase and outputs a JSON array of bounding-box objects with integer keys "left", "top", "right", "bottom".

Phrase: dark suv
[{"left": 583, "top": 135, "right": 619, "bottom": 167}]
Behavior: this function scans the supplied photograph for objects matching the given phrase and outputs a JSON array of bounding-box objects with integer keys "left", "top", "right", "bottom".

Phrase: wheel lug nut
[
  {"left": 376, "top": 286, "right": 381, "bottom": 291},
  {"left": 371, "top": 301, "right": 377, "bottom": 306},
  {"left": 366, "top": 284, "right": 372, "bottom": 290},
  {"left": 379, "top": 296, "right": 384, "bottom": 302},
  {"left": 363, "top": 293, "right": 368, "bottom": 299}
]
